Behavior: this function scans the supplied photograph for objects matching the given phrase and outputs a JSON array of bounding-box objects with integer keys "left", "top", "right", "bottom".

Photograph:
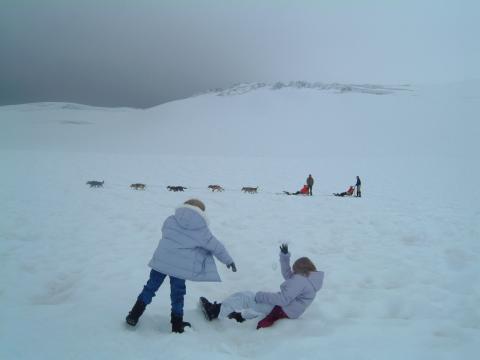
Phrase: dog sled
[{"left": 333, "top": 186, "right": 355, "bottom": 197}]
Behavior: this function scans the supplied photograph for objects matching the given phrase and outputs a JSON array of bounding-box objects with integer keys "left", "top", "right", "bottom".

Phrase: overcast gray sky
[{"left": 0, "top": 0, "right": 478, "bottom": 108}]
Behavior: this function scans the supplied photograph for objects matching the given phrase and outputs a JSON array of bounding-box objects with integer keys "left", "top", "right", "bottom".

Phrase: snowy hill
[
  {"left": 0, "top": 82, "right": 479, "bottom": 359},
  {"left": 1, "top": 81, "right": 476, "bottom": 159}
]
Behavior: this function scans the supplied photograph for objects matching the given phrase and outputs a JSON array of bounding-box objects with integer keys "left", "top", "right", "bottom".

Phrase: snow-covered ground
[{"left": 1, "top": 82, "right": 479, "bottom": 359}]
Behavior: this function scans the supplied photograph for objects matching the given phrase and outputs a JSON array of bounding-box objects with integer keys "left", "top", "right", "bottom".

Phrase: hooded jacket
[
  {"left": 255, "top": 252, "right": 324, "bottom": 319},
  {"left": 148, "top": 205, "right": 234, "bottom": 282}
]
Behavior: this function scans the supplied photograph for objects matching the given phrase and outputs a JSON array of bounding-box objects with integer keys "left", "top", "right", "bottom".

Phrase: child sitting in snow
[
  {"left": 125, "top": 199, "right": 236, "bottom": 333},
  {"left": 200, "top": 244, "right": 324, "bottom": 329}
]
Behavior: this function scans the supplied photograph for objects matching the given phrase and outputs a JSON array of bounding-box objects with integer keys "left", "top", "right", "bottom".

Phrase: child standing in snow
[
  {"left": 200, "top": 244, "right": 324, "bottom": 329},
  {"left": 125, "top": 199, "right": 236, "bottom": 333}
]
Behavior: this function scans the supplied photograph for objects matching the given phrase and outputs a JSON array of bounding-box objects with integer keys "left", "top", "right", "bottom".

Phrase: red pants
[{"left": 256, "top": 305, "right": 289, "bottom": 329}]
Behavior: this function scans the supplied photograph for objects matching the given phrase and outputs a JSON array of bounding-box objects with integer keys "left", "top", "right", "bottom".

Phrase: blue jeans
[{"left": 138, "top": 269, "right": 186, "bottom": 316}]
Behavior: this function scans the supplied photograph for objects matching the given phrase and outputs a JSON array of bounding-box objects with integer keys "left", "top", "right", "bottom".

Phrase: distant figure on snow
[
  {"left": 355, "top": 176, "right": 362, "bottom": 197},
  {"left": 200, "top": 244, "right": 324, "bottom": 330},
  {"left": 333, "top": 186, "right": 355, "bottom": 197},
  {"left": 125, "top": 199, "right": 237, "bottom": 333},
  {"left": 283, "top": 184, "right": 310, "bottom": 196},
  {"left": 306, "top": 174, "right": 314, "bottom": 196}
]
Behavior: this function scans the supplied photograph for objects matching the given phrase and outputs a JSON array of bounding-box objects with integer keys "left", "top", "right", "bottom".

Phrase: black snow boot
[
  {"left": 199, "top": 297, "right": 221, "bottom": 321},
  {"left": 125, "top": 299, "right": 146, "bottom": 326},
  {"left": 171, "top": 313, "right": 191, "bottom": 333}
]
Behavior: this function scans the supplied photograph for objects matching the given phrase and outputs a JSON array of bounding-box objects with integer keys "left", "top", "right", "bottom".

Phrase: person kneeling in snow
[
  {"left": 200, "top": 244, "right": 324, "bottom": 329},
  {"left": 125, "top": 199, "right": 236, "bottom": 333}
]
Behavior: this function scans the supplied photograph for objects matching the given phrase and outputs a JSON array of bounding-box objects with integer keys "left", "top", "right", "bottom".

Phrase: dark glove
[
  {"left": 228, "top": 311, "right": 245, "bottom": 323},
  {"left": 280, "top": 243, "right": 289, "bottom": 254},
  {"left": 227, "top": 262, "right": 237, "bottom": 272}
]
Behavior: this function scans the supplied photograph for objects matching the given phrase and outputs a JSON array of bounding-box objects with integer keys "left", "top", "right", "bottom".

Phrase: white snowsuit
[{"left": 219, "top": 291, "right": 274, "bottom": 320}]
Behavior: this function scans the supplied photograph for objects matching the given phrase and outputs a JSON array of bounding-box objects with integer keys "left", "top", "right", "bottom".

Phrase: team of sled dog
[{"left": 85, "top": 181, "right": 258, "bottom": 194}]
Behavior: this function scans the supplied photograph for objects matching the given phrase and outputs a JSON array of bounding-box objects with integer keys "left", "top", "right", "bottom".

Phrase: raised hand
[{"left": 280, "top": 243, "right": 289, "bottom": 254}]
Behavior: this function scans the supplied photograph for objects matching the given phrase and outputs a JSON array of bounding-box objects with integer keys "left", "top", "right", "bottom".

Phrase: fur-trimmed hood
[{"left": 174, "top": 204, "right": 209, "bottom": 230}]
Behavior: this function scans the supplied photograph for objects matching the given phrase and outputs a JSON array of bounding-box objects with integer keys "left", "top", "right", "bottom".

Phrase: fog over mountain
[{"left": 1, "top": 0, "right": 478, "bottom": 108}]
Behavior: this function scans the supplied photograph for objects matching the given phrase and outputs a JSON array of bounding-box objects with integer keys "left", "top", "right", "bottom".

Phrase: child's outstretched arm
[
  {"left": 201, "top": 230, "right": 236, "bottom": 271},
  {"left": 280, "top": 244, "right": 293, "bottom": 280}
]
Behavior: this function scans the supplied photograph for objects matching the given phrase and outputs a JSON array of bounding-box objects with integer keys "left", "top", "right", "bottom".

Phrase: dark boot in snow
[
  {"left": 199, "top": 297, "right": 221, "bottom": 321},
  {"left": 126, "top": 299, "right": 146, "bottom": 326},
  {"left": 171, "top": 313, "right": 191, "bottom": 333}
]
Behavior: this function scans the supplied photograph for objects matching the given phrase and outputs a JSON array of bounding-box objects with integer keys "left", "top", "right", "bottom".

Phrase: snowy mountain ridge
[
  {"left": 0, "top": 101, "right": 135, "bottom": 112},
  {"left": 199, "top": 81, "right": 413, "bottom": 97},
  {"left": 1, "top": 81, "right": 413, "bottom": 113}
]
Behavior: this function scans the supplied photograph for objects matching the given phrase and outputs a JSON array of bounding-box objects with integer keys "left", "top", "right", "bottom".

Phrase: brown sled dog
[
  {"left": 241, "top": 186, "right": 258, "bottom": 194},
  {"left": 208, "top": 185, "right": 224, "bottom": 192},
  {"left": 130, "top": 183, "right": 146, "bottom": 190}
]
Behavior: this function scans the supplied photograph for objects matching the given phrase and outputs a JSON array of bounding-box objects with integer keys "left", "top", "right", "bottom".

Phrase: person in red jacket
[
  {"left": 284, "top": 185, "right": 310, "bottom": 196},
  {"left": 300, "top": 185, "right": 309, "bottom": 195}
]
